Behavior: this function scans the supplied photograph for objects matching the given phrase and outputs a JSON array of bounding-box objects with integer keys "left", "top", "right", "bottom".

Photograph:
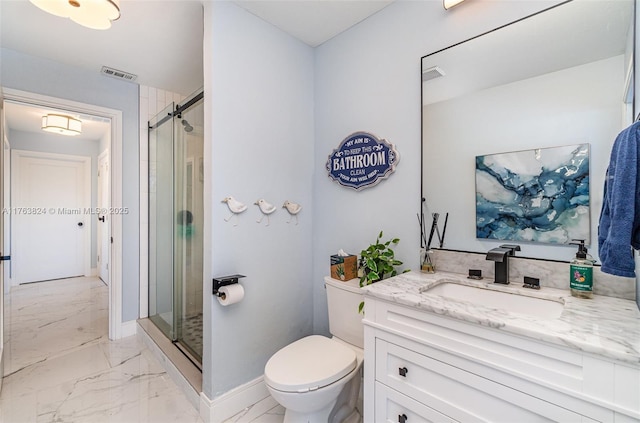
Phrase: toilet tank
[{"left": 325, "top": 276, "right": 364, "bottom": 349}]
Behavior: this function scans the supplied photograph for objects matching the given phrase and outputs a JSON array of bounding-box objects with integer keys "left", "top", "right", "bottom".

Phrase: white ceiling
[
  {"left": 4, "top": 101, "right": 111, "bottom": 142},
  {"left": 1, "top": 0, "right": 394, "bottom": 139},
  {"left": 234, "top": 0, "right": 395, "bottom": 47},
  {"left": 1, "top": 0, "right": 205, "bottom": 97}
]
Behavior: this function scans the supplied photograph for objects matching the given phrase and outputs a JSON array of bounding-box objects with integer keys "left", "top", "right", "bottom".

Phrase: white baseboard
[
  {"left": 200, "top": 376, "right": 270, "bottom": 423},
  {"left": 120, "top": 320, "right": 137, "bottom": 338}
]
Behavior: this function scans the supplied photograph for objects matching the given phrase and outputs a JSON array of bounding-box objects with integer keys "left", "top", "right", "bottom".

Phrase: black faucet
[{"left": 485, "top": 244, "right": 521, "bottom": 284}]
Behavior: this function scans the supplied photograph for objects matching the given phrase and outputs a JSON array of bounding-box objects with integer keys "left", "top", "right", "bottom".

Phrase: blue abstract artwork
[{"left": 476, "top": 144, "right": 590, "bottom": 244}]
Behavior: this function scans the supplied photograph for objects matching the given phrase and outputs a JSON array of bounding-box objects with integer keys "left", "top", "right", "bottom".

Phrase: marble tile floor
[
  {"left": 0, "top": 276, "right": 203, "bottom": 423},
  {"left": 222, "top": 396, "right": 284, "bottom": 423},
  {"left": 0, "top": 276, "right": 285, "bottom": 423}
]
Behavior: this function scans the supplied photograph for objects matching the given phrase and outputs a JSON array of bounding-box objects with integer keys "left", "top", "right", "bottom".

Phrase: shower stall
[{"left": 148, "top": 89, "right": 204, "bottom": 365}]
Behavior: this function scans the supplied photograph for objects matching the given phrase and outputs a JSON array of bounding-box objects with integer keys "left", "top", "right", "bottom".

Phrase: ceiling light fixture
[
  {"left": 42, "top": 114, "right": 82, "bottom": 136},
  {"left": 29, "top": 0, "right": 120, "bottom": 30},
  {"left": 443, "top": 0, "right": 465, "bottom": 10}
]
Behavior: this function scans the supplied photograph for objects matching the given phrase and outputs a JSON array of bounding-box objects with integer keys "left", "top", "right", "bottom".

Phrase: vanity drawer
[
  {"left": 375, "top": 337, "right": 596, "bottom": 423},
  {"left": 374, "top": 381, "right": 456, "bottom": 423}
]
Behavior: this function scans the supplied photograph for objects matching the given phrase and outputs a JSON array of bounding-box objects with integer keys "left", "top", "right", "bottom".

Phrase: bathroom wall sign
[
  {"left": 476, "top": 143, "right": 590, "bottom": 244},
  {"left": 326, "top": 132, "right": 400, "bottom": 190}
]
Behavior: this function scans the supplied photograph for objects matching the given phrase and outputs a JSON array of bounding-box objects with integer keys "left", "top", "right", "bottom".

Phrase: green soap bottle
[{"left": 569, "top": 239, "right": 593, "bottom": 299}]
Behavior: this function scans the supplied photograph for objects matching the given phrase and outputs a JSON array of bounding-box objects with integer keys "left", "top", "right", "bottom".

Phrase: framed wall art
[{"left": 476, "top": 143, "right": 590, "bottom": 244}]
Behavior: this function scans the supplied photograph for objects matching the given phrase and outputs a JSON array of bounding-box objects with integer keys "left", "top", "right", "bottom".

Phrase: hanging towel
[{"left": 598, "top": 121, "right": 640, "bottom": 278}]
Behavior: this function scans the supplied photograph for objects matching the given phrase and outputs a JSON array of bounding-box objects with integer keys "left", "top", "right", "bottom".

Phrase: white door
[
  {"left": 12, "top": 150, "right": 90, "bottom": 284},
  {"left": 97, "top": 151, "right": 109, "bottom": 285}
]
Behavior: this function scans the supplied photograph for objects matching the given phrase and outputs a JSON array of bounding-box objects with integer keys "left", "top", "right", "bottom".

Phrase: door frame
[
  {"left": 3, "top": 137, "right": 10, "bottom": 291},
  {"left": 97, "top": 149, "right": 110, "bottom": 285},
  {"left": 11, "top": 149, "right": 91, "bottom": 283},
  {"left": 0, "top": 89, "right": 5, "bottom": 392},
  {"left": 2, "top": 88, "right": 125, "bottom": 340}
]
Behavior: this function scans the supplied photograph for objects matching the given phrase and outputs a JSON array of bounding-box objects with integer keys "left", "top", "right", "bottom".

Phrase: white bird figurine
[
  {"left": 283, "top": 200, "right": 302, "bottom": 225},
  {"left": 221, "top": 196, "right": 247, "bottom": 226},
  {"left": 254, "top": 199, "right": 277, "bottom": 226}
]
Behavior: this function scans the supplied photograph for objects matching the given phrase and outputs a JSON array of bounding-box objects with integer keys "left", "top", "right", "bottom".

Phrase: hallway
[{"left": 0, "top": 276, "right": 202, "bottom": 422}]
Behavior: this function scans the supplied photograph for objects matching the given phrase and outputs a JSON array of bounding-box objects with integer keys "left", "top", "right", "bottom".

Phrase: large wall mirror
[{"left": 421, "top": 0, "right": 634, "bottom": 262}]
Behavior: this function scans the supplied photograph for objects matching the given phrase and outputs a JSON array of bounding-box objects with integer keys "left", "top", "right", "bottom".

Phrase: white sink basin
[{"left": 422, "top": 282, "right": 564, "bottom": 319}]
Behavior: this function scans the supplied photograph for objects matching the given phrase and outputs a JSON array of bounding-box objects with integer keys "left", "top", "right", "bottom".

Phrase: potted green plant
[{"left": 359, "top": 231, "right": 408, "bottom": 313}]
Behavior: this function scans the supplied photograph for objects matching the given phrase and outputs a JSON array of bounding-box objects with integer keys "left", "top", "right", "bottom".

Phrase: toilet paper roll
[{"left": 217, "top": 284, "right": 245, "bottom": 306}]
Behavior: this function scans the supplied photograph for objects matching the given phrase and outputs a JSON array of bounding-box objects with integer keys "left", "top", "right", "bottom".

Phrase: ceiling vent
[
  {"left": 101, "top": 66, "right": 137, "bottom": 82},
  {"left": 422, "top": 66, "right": 445, "bottom": 82}
]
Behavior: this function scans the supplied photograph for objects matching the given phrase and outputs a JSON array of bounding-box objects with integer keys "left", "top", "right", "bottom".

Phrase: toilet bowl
[
  {"left": 264, "top": 277, "right": 364, "bottom": 423},
  {"left": 265, "top": 335, "right": 363, "bottom": 423}
]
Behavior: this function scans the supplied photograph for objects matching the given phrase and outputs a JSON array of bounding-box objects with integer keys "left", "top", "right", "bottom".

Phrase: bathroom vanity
[{"left": 362, "top": 271, "right": 640, "bottom": 422}]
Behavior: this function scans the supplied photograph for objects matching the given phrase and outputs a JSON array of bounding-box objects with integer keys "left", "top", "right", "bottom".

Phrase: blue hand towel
[{"left": 598, "top": 121, "right": 640, "bottom": 278}]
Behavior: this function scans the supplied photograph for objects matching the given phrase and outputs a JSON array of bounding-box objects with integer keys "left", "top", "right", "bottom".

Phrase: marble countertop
[{"left": 362, "top": 271, "right": 640, "bottom": 365}]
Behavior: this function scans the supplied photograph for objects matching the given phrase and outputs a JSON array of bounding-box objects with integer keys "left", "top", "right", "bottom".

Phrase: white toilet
[{"left": 264, "top": 277, "right": 364, "bottom": 423}]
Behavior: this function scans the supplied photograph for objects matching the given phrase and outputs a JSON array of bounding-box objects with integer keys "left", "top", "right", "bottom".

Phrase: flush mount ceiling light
[
  {"left": 444, "top": 0, "right": 466, "bottom": 10},
  {"left": 29, "top": 0, "right": 120, "bottom": 30},
  {"left": 42, "top": 114, "right": 82, "bottom": 136}
]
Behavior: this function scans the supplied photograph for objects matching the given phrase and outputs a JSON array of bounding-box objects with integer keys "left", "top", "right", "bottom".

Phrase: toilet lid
[{"left": 265, "top": 335, "right": 357, "bottom": 393}]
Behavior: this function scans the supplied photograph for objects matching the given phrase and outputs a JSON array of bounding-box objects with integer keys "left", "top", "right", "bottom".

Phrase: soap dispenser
[{"left": 569, "top": 239, "right": 594, "bottom": 299}]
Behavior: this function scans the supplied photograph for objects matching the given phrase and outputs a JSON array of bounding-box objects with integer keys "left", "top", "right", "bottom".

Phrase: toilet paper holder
[{"left": 213, "top": 274, "right": 245, "bottom": 297}]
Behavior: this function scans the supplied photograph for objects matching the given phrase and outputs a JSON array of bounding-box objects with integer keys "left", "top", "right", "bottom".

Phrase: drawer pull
[
  {"left": 398, "top": 413, "right": 408, "bottom": 423},
  {"left": 398, "top": 366, "right": 408, "bottom": 377}
]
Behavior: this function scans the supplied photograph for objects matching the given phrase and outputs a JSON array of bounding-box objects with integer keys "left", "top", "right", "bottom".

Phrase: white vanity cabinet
[{"left": 363, "top": 298, "right": 640, "bottom": 423}]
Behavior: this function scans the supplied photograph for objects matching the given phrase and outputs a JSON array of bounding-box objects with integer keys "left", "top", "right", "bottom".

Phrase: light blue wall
[
  {"left": 200, "top": 0, "right": 576, "bottom": 398},
  {"left": 204, "top": 2, "right": 315, "bottom": 397},
  {"left": 8, "top": 129, "right": 100, "bottom": 268},
  {"left": 311, "top": 0, "right": 566, "bottom": 334},
  {"left": 1, "top": 47, "right": 140, "bottom": 322}
]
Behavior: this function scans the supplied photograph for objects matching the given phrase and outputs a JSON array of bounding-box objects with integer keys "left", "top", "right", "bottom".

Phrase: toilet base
[{"left": 278, "top": 367, "right": 362, "bottom": 423}]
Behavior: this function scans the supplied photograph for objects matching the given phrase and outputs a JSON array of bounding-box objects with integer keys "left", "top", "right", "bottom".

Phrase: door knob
[
  {"left": 399, "top": 367, "right": 408, "bottom": 377},
  {"left": 77, "top": 222, "right": 84, "bottom": 227},
  {"left": 98, "top": 216, "right": 105, "bottom": 222},
  {"left": 398, "top": 413, "right": 408, "bottom": 423}
]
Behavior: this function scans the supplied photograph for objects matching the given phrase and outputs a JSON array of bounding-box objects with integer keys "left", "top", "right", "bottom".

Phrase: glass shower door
[
  {"left": 149, "top": 103, "right": 176, "bottom": 339},
  {"left": 174, "top": 95, "right": 204, "bottom": 363},
  {"left": 148, "top": 91, "right": 204, "bottom": 365}
]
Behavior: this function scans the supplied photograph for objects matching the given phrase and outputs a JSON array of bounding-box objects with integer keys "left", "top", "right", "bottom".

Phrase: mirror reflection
[{"left": 421, "top": 0, "right": 634, "bottom": 262}]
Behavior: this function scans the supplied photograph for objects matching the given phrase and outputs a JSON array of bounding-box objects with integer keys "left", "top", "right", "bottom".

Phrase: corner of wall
[{"left": 199, "top": 377, "right": 269, "bottom": 423}]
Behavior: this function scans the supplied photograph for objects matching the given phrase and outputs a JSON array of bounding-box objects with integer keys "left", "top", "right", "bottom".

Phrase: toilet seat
[{"left": 264, "top": 335, "right": 357, "bottom": 393}]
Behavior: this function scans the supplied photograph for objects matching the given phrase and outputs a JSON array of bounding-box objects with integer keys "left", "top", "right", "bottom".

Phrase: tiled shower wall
[{"left": 139, "top": 86, "right": 186, "bottom": 318}]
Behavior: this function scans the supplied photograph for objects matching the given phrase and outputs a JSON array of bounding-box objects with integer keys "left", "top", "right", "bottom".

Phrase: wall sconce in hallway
[
  {"left": 41, "top": 114, "right": 82, "bottom": 136},
  {"left": 29, "top": 0, "right": 120, "bottom": 30}
]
